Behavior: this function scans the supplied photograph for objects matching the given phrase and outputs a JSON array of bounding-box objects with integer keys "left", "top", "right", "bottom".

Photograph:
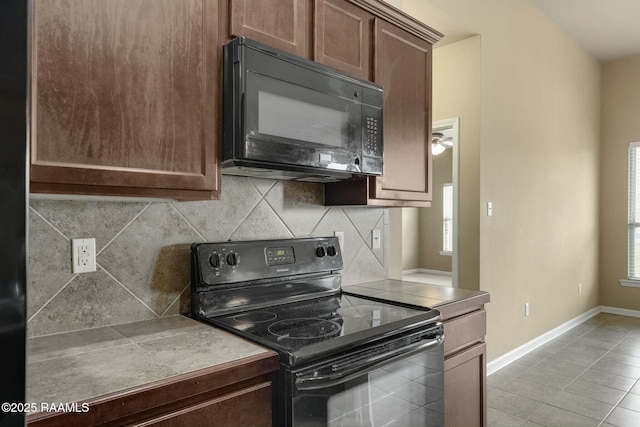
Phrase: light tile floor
[{"left": 488, "top": 313, "right": 640, "bottom": 427}]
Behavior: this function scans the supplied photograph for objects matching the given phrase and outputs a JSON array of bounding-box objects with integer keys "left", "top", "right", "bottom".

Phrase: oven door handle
[{"left": 295, "top": 335, "right": 443, "bottom": 391}]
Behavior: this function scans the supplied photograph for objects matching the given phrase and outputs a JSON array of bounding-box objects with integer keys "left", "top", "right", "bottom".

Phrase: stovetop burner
[
  {"left": 232, "top": 311, "right": 277, "bottom": 323},
  {"left": 268, "top": 318, "right": 342, "bottom": 339},
  {"left": 205, "top": 293, "right": 436, "bottom": 365}
]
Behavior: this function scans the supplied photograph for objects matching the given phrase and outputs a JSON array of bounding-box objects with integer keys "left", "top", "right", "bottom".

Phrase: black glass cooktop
[{"left": 203, "top": 293, "right": 439, "bottom": 366}]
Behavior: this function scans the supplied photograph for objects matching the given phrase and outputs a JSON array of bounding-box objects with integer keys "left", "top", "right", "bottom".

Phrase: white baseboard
[
  {"left": 402, "top": 268, "right": 452, "bottom": 277},
  {"left": 601, "top": 306, "right": 640, "bottom": 318},
  {"left": 486, "top": 306, "right": 602, "bottom": 376}
]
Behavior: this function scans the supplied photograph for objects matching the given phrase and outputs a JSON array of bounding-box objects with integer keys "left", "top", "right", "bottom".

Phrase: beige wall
[
  {"left": 600, "top": 55, "right": 640, "bottom": 309},
  {"left": 403, "top": 0, "right": 601, "bottom": 361},
  {"left": 402, "top": 207, "right": 420, "bottom": 270},
  {"left": 431, "top": 36, "right": 481, "bottom": 288},
  {"left": 419, "top": 148, "right": 453, "bottom": 272}
]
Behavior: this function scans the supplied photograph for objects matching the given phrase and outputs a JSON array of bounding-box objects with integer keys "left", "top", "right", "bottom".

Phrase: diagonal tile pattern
[
  {"left": 27, "top": 176, "right": 387, "bottom": 337},
  {"left": 312, "top": 208, "right": 364, "bottom": 267},
  {"left": 264, "top": 181, "right": 328, "bottom": 236},
  {"left": 27, "top": 209, "right": 74, "bottom": 319},
  {"left": 30, "top": 199, "right": 147, "bottom": 251},
  {"left": 98, "top": 203, "right": 203, "bottom": 315},
  {"left": 172, "top": 175, "right": 262, "bottom": 241},
  {"left": 488, "top": 313, "right": 640, "bottom": 427}
]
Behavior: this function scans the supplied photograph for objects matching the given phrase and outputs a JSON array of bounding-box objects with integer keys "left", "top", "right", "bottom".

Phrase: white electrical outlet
[
  {"left": 372, "top": 229, "right": 381, "bottom": 249},
  {"left": 72, "top": 238, "right": 96, "bottom": 274},
  {"left": 524, "top": 302, "right": 530, "bottom": 317},
  {"left": 334, "top": 231, "right": 345, "bottom": 254}
]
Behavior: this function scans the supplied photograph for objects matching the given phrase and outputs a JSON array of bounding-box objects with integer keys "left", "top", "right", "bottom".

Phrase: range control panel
[
  {"left": 266, "top": 246, "right": 295, "bottom": 266},
  {"left": 193, "top": 237, "right": 343, "bottom": 286}
]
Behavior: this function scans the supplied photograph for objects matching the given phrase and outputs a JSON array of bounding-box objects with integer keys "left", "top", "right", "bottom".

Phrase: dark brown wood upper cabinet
[
  {"left": 229, "top": 0, "right": 308, "bottom": 57},
  {"left": 325, "top": 15, "right": 437, "bottom": 207},
  {"left": 370, "top": 18, "right": 433, "bottom": 203},
  {"left": 30, "top": 0, "right": 220, "bottom": 201},
  {"left": 313, "top": 0, "right": 373, "bottom": 80}
]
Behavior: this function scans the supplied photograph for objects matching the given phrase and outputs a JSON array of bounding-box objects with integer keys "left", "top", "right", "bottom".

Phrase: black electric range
[{"left": 190, "top": 237, "right": 444, "bottom": 427}]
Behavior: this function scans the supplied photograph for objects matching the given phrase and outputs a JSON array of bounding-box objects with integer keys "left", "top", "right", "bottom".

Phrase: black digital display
[{"left": 266, "top": 246, "right": 295, "bottom": 266}]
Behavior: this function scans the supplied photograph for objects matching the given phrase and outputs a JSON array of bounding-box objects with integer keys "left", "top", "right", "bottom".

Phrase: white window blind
[
  {"left": 443, "top": 183, "right": 453, "bottom": 253},
  {"left": 628, "top": 142, "right": 640, "bottom": 279}
]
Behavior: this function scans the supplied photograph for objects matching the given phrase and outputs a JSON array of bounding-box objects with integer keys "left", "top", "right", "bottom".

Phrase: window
[
  {"left": 442, "top": 183, "right": 453, "bottom": 254},
  {"left": 628, "top": 143, "right": 640, "bottom": 280}
]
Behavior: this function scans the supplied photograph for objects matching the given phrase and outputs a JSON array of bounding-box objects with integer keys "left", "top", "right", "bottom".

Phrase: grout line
[
  {"left": 344, "top": 207, "right": 384, "bottom": 243},
  {"left": 28, "top": 340, "right": 138, "bottom": 365},
  {"left": 168, "top": 203, "right": 206, "bottom": 242},
  {"left": 497, "top": 316, "right": 640, "bottom": 425},
  {"left": 97, "top": 202, "right": 152, "bottom": 256},
  {"left": 341, "top": 207, "right": 367, "bottom": 246},
  {"left": 308, "top": 207, "right": 332, "bottom": 236},
  {"left": 28, "top": 206, "right": 70, "bottom": 241},
  {"left": 27, "top": 274, "right": 78, "bottom": 323},
  {"left": 98, "top": 264, "right": 160, "bottom": 318},
  {"left": 224, "top": 191, "right": 268, "bottom": 241},
  {"left": 249, "top": 178, "right": 277, "bottom": 197},
  {"left": 260, "top": 190, "right": 298, "bottom": 238},
  {"left": 160, "top": 282, "right": 190, "bottom": 317}
]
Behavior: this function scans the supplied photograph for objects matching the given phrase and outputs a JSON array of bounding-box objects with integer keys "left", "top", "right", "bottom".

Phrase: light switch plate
[
  {"left": 487, "top": 202, "right": 493, "bottom": 217},
  {"left": 72, "top": 238, "right": 96, "bottom": 274}
]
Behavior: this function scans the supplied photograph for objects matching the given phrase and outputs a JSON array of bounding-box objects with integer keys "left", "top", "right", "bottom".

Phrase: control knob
[
  {"left": 315, "top": 246, "right": 326, "bottom": 258},
  {"left": 226, "top": 252, "right": 239, "bottom": 266},
  {"left": 326, "top": 246, "right": 337, "bottom": 257},
  {"left": 209, "top": 253, "right": 220, "bottom": 268}
]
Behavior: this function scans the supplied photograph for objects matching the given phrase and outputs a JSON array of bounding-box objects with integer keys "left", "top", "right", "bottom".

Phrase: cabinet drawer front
[
  {"left": 444, "top": 309, "right": 486, "bottom": 356},
  {"left": 133, "top": 381, "right": 272, "bottom": 427}
]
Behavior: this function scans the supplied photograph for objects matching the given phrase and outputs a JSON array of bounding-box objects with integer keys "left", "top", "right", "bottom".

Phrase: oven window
[
  {"left": 258, "top": 91, "right": 348, "bottom": 147},
  {"left": 292, "top": 348, "right": 444, "bottom": 426}
]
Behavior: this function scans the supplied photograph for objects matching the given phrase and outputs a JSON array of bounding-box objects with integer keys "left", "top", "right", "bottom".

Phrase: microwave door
[{"left": 243, "top": 72, "right": 362, "bottom": 173}]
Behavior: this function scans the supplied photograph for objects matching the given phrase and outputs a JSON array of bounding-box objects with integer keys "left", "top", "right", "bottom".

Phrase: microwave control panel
[{"left": 365, "top": 117, "right": 380, "bottom": 156}]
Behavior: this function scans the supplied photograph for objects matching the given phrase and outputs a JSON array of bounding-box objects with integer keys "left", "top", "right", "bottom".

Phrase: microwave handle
[{"left": 294, "top": 335, "right": 443, "bottom": 391}]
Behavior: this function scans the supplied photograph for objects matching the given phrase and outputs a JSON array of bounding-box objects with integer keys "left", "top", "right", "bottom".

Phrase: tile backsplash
[{"left": 28, "top": 176, "right": 387, "bottom": 337}]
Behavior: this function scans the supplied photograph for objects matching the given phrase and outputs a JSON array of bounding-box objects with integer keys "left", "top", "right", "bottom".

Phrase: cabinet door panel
[
  {"left": 230, "top": 0, "right": 306, "bottom": 56},
  {"left": 313, "top": 0, "right": 372, "bottom": 80},
  {"left": 372, "top": 19, "right": 432, "bottom": 202},
  {"left": 444, "top": 343, "right": 487, "bottom": 427},
  {"left": 31, "top": 0, "right": 219, "bottom": 200}
]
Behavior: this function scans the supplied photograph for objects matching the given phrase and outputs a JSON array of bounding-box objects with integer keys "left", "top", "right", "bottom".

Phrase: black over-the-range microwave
[{"left": 222, "top": 37, "right": 383, "bottom": 182}]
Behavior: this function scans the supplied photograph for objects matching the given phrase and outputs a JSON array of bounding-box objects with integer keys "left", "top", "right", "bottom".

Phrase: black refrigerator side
[{"left": 0, "top": 0, "right": 28, "bottom": 425}]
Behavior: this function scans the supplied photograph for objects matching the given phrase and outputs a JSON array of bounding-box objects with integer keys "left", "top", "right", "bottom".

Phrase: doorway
[{"left": 388, "top": 118, "right": 460, "bottom": 287}]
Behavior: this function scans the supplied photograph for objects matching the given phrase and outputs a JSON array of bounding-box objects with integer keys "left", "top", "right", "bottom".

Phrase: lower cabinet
[
  {"left": 27, "top": 353, "right": 278, "bottom": 427},
  {"left": 440, "top": 297, "right": 489, "bottom": 427},
  {"left": 131, "top": 381, "right": 272, "bottom": 427},
  {"left": 445, "top": 343, "right": 487, "bottom": 427}
]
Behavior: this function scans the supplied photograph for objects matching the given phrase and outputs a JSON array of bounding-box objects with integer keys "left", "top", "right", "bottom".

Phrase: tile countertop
[
  {"left": 343, "top": 279, "right": 490, "bottom": 316},
  {"left": 26, "top": 282, "right": 487, "bottom": 412},
  {"left": 26, "top": 315, "right": 270, "bottom": 408}
]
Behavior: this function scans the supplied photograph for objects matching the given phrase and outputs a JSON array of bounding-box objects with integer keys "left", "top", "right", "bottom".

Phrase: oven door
[{"left": 283, "top": 327, "right": 444, "bottom": 427}]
